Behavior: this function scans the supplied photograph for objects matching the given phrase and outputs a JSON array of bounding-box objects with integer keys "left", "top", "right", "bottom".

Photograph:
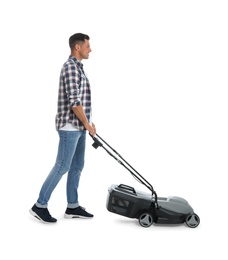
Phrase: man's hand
[
  {"left": 86, "top": 122, "right": 96, "bottom": 137},
  {"left": 72, "top": 105, "right": 96, "bottom": 136}
]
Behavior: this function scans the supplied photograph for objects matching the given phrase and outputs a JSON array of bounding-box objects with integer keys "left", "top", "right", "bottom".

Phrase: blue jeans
[{"left": 36, "top": 130, "right": 86, "bottom": 209}]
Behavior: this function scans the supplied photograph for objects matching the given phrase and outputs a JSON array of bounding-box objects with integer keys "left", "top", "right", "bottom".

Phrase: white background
[{"left": 0, "top": 0, "right": 227, "bottom": 259}]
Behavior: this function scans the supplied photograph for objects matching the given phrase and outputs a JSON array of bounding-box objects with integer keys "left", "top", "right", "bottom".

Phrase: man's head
[{"left": 69, "top": 33, "right": 91, "bottom": 61}]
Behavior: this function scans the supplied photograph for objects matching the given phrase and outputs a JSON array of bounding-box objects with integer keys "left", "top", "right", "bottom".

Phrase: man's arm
[{"left": 72, "top": 105, "right": 96, "bottom": 136}]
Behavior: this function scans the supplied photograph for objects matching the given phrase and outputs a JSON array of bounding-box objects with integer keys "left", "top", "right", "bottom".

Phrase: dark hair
[{"left": 69, "top": 33, "right": 90, "bottom": 49}]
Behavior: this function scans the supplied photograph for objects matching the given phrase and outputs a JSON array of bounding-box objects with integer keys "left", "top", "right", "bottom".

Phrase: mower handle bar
[{"left": 89, "top": 133, "right": 158, "bottom": 204}]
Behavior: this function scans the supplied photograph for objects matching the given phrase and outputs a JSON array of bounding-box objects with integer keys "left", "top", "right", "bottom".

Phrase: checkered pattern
[{"left": 55, "top": 56, "right": 92, "bottom": 130}]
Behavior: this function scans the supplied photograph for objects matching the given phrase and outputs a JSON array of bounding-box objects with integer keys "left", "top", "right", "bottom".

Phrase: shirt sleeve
[{"left": 63, "top": 62, "right": 81, "bottom": 107}]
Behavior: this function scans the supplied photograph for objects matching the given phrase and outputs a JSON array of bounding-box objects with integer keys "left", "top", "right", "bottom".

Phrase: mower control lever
[{"left": 89, "top": 133, "right": 103, "bottom": 149}]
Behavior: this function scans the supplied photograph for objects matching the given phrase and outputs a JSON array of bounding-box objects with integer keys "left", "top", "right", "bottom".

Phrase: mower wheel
[
  {"left": 185, "top": 213, "right": 200, "bottom": 228},
  {"left": 138, "top": 212, "right": 153, "bottom": 228}
]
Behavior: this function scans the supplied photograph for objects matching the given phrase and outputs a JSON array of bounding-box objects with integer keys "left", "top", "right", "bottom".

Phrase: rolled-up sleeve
[{"left": 63, "top": 62, "right": 81, "bottom": 107}]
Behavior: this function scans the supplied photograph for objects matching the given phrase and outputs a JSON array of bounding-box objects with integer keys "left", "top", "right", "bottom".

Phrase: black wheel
[
  {"left": 185, "top": 213, "right": 200, "bottom": 228},
  {"left": 138, "top": 212, "right": 153, "bottom": 228}
]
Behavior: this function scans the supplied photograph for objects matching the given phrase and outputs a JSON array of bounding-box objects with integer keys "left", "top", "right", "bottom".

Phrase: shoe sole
[
  {"left": 29, "top": 209, "right": 57, "bottom": 224},
  {"left": 64, "top": 213, "right": 93, "bottom": 219}
]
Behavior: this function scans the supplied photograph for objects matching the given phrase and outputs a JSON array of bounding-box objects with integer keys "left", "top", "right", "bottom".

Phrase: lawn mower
[{"left": 90, "top": 133, "right": 200, "bottom": 228}]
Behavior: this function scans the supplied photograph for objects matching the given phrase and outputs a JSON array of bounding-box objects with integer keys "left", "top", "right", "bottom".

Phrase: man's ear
[{"left": 75, "top": 43, "right": 80, "bottom": 51}]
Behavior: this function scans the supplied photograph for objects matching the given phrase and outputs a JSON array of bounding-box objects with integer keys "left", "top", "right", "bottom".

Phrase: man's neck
[{"left": 71, "top": 52, "right": 82, "bottom": 61}]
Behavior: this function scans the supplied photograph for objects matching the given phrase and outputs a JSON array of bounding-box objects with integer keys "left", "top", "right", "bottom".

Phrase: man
[{"left": 29, "top": 33, "right": 96, "bottom": 223}]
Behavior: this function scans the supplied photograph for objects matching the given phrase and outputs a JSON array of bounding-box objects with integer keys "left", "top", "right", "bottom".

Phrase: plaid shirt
[{"left": 55, "top": 56, "right": 92, "bottom": 130}]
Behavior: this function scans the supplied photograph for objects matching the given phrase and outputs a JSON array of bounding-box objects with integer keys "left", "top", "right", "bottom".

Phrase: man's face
[{"left": 77, "top": 39, "right": 92, "bottom": 60}]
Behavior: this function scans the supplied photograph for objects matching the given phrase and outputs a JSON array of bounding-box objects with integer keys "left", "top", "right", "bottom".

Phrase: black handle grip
[
  {"left": 118, "top": 184, "right": 136, "bottom": 194},
  {"left": 89, "top": 133, "right": 103, "bottom": 149}
]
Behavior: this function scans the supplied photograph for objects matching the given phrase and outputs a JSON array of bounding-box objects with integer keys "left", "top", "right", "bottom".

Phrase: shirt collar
[{"left": 69, "top": 55, "right": 83, "bottom": 68}]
